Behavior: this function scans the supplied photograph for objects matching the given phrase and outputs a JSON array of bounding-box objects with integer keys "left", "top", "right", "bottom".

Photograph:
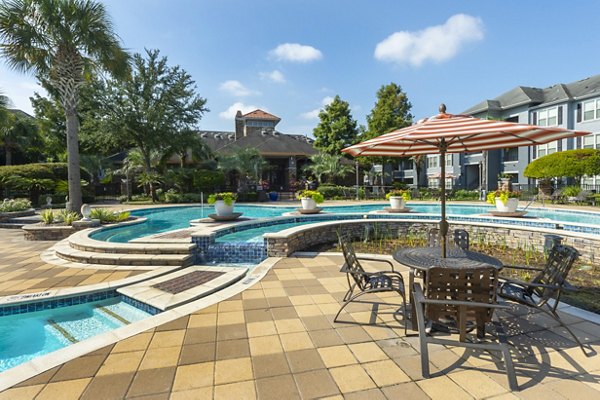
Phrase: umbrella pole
[{"left": 440, "top": 142, "right": 448, "bottom": 258}]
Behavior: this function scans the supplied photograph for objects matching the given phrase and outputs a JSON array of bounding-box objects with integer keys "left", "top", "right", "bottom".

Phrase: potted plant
[
  {"left": 497, "top": 173, "right": 512, "bottom": 191},
  {"left": 296, "top": 189, "right": 324, "bottom": 210},
  {"left": 385, "top": 189, "right": 411, "bottom": 209},
  {"left": 207, "top": 192, "right": 237, "bottom": 216},
  {"left": 487, "top": 189, "right": 520, "bottom": 212}
]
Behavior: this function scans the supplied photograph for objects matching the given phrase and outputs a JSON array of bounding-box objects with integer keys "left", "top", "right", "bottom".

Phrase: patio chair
[
  {"left": 413, "top": 266, "right": 518, "bottom": 391},
  {"left": 427, "top": 228, "right": 469, "bottom": 250},
  {"left": 498, "top": 244, "right": 589, "bottom": 355},
  {"left": 335, "top": 237, "right": 407, "bottom": 333}
]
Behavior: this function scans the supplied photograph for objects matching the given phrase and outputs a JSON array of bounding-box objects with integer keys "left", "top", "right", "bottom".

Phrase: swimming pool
[
  {"left": 90, "top": 203, "right": 600, "bottom": 243},
  {"left": 0, "top": 297, "right": 151, "bottom": 372}
]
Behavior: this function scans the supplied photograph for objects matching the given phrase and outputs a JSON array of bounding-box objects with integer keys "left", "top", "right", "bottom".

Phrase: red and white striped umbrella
[
  {"left": 342, "top": 106, "right": 590, "bottom": 257},
  {"left": 342, "top": 111, "right": 589, "bottom": 157}
]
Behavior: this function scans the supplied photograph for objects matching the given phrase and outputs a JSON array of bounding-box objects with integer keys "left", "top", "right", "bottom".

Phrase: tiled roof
[
  {"left": 463, "top": 74, "right": 600, "bottom": 115},
  {"left": 198, "top": 130, "right": 317, "bottom": 157},
  {"left": 241, "top": 109, "right": 281, "bottom": 121}
]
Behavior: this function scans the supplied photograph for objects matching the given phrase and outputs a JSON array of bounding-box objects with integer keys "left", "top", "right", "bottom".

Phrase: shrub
[
  {"left": 0, "top": 198, "right": 32, "bottom": 212},
  {"left": 385, "top": 189, "right": 411, "bottom": 201},
  {"left": 0, "top": 163, "right": 90, "bottom": 181},
  {"left": 450, "top": 189, "right": 479, "bottom": 201},
  {"left": 192, "top": 169, "right": 225, "bottom": 193},
  {"left": 89, "top": 208, "right": 130, "bottom": 223},
  {"left": 524, "top": 149, "right": 600, "bottom": 180},
  {"left": 207, "top": 192, "right": 237, "bottom": 205},
  {"left": 487, "top": 189, "right": 520, "bottom": 205},
  {"left": 562, "top": 186, "right": 581, "bottom": 197},
  {"left": 317, "top": 185, "right": 346, "bottom": 199},
  {"left": 296, "top": 190, "right": 324, "bottom": 204},
  {"left": 55, "top": 209, "right": 80, "bottom": 225},
  {"left": 237, "top": 192, "right": 258, "bottom": 202},
  {"left": 40, "top": 209, "right": 54, "bottom": 224}
]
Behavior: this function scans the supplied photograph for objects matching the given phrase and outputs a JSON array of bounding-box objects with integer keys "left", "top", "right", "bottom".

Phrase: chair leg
[
  {"left": 495, "top": 321, "right": 518, "bottom": 391},
  {"left": 546, "top": 308, "right": 588, "bottom": 355},
  {"left": 333, "top": 291, "right": 367, "bottom": 322}
]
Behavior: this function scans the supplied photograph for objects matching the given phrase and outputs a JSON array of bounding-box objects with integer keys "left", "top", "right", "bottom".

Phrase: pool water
[
  {"left": 0, "top": 297, "right": 151, "bottom": 372},
  {"left": 90, "top": 203, "right": 600, "bottom": 243},
  {"left": 216, "top": 221, "right": 316, "bottom": 243}
]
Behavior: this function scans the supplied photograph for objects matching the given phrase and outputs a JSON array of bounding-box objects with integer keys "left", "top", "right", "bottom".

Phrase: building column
[{"left": 288, "top": 156, "right": 297, "bottom": 191}]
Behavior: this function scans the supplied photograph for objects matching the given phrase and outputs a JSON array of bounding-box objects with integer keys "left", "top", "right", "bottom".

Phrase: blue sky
[{"left": 1, "top": 0, "right": 599, "bottom": 137}]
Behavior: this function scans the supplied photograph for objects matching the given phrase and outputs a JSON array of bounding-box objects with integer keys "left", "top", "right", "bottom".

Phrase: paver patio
[{"left": 0, "top": 228, "right": 599, "bottom": 399}]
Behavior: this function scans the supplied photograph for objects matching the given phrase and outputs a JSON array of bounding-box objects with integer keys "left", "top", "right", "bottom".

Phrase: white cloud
[
  {"left": 219, "top": 80, "right": 260, "bottom": 97},
  {"left": 374, "top": 14, "right": 484, "bottom": 67},
  {"left": 259, "top": 70, "right": 286, "bottom": 83},
  {"left": 219, "top": 102, "right": 266, "bottom": 119},
  {"left": 301, "top": 96, "right": 334, "bottom": 119},
  {"left": 269, "top": 43, "right": 323, "bottom": 63}
]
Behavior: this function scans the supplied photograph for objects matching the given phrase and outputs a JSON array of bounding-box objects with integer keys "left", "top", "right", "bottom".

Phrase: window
[
  {"left": 582, "top": 99, "right": 600, "bottom": 122},
  {"left": 428, "top": 178, "right": 439, "bottom": 189},
  {"left": 536, "top": 141, "right": 557, "bottom": 158},
  {"left": 247, "top": 120, "right": 275, "bottom": 127},
  {"left": 445, "top": 177, "right": 453, "bottom": 188},
  {"left": 537, "top": 107, "right": 558, "bottom": 127},
  {"left": 445, "top": 154, "right": 453, "bottom": 166},
  {"left": 427, "top": 155, "right": 439, "bottom": 168},
  {"left": 583, "top": 134, "right": 600, "bottom": 149},
  {"left": 503, "top": 148, "right": 519, "bottom": 162}
]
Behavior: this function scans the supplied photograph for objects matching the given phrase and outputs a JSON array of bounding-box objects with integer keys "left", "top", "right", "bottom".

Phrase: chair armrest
[
  {"left": 502, "top": 265, "right": 544, "bottom": 272},
  {"left": 355, "top": 256, "right": 395, "bottom": 271},
  {"left": 339, "top": 263, "right": 374, "bottom": 277},
  {"left": 500, "top": 277, "right": 561, "bottom": 290}
]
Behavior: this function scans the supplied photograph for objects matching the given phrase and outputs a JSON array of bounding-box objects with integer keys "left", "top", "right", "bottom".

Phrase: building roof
[
  {"left": 198, "top": 130, "right": 317, "bottom": 157},
  {"left": 241, "top": 109, "right": 281, "bottom": 121},
  {"left": 463, "top": 74, "right": 600, "bottom": 115},
  {"left": 8, "top": 109, "right": 34, "bottom": 119}
]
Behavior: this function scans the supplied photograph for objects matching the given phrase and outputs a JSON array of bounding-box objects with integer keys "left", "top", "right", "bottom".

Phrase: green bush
[
  {"left": 525, "top": 149, "right": 600, "bottom": 180},
  {"left": 0, "top": 198, "right": 32, "bottom": 212},
  {"left": 317, "top": 185, "right": 347, "bottom": 199},
  {"left": 89, "top": 208, "right": 130, "bottom": 223},
  {"left": 192, "top": 169, "right": 225, "bottom": 193},
  {"left": 237, "top": 192, "right": 258, "bottom": 202},
  {"left": 0, "top": 163, "right": 90, "bottom": 181},
  {"left": 450, "top": 189, "right": 479, "bottom": 201},
  {"left": 55, "top": 209, "right": 80, "bottom": 225},
  {"left": 40, "top": 209, "right": 54, "bottom": 224},
  {"left": 562, "top": 186, "right": 581, "bottom": 197},
  {"left": 164, "top": 190, "right": 203, "bottom": 203}
]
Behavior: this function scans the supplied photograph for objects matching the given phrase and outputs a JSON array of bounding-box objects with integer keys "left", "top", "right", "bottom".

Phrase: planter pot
[
  {"left": 388, "top": 196, "right": 405, "bottom": 210},
  {"left": 495, "top": 197, "right": 518, "bottom": 213},
  {"left": 301, "top": 197, "right": 317, "bottom": 210},
  {"left": 214, "top": 200, "right": 235, "bottom": 216},
  {"left": 268, "top": 192, "right": 279, "bottom": 201}
]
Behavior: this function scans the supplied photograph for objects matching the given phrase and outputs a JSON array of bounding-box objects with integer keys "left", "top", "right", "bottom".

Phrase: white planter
[
  {"left": 301, "top": 197, "right": 317, "bottom": 210},
  {"left": 389, "top": 196, "right": 405, "bottom": 210},
  {"left": 214, "top": 200, "right": 235, "bottom": 216},
  {"left": 495, "top": 197, "right": 518, "bottom": 213}
]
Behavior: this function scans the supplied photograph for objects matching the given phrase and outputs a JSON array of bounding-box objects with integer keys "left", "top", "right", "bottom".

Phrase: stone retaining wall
[
  {"left": 265, "top": 219, "right": 600, "bottom": 263},
  {"left": 23, "top": 224, "right": 79, "bottom": 241}
]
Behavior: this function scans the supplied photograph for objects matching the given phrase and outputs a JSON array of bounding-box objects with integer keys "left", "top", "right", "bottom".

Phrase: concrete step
[
  {"left": 67, "top": 230, "right": 196, "bottom": 255},
  {"left": 54, "top": 242, "right": 193, "bottom": 267},
  {"left": 0, "top": 214, "right": 41, "bottom": 229}
]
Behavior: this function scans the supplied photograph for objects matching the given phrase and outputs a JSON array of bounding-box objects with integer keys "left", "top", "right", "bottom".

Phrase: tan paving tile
[
  {"left": 182, "top": 327, "right": 216, "bottom": 345},
  {"left": 286, "top": 348, "right": 326, "bottom": 373},
  {"left": 0, "top": 384, "right": 44, "bottom": 400},
  {"left": 348, "top": 342, "right": 388, "bottom": 363},
  {"left": 148, "top": 330, "right": 186, "bottom": 349},
  {"left": 362, "top": 359, "right": 411, "bottom": 387},
  {"left": 51, "top": 354, "right": 107, "bottom": 382},
  {"left": 172, "top": 362, "right": 214, "bottom": 391},
  {"left": 251, "top": 353, "right": 291, "bottom": 379},
  {"left": 96, "top": 350, "right": 145, "bottom": 376},
  {"left": 139, "top": 346, "right": 181, "bottom": 370},
  {"left": 35, "top": 378, "right": 91, "bottom": 400},
  {"left": 295, "top": 369, "right": 340, "bottom": 399},
  {"left": 309, "top": 329, "right": 344, "bottom": 347},
  {"left": 213, "top": 380, "right": 256, "bottom": 400},
  {"left": 187, "top": 313, "right": 217, "bottom": 328},
  {"left": 448, "top": 369, "right": 508, "bottom": 398},
  {"left": 217, "top": 311, "right": 245, "bottom": 326},
  {"left": 256, "top": 374, "right": 300, "bottom": 400},
  {"left": 343, "top": 388, "right": 387, "bottom": 400},
  {"left": 274, "top": 318, "right": 305, "bottom": 334},
  {"left": 79, "top": 372, "right": 134, "bottom": 400},
  {"left": 381, "top": 382, "right": 430, "bottom": 400},
  {"left": 127, "top": 367, "right": 176, "bottom": 398},
  {"left": 329, "top": 364, "right": 377, "bottom": 393},
  {"left": 280, "top": 331, "right": 314, "bottom": 352},
  {"left": 178, "top": 342, "right": 216, "bottom": 365},
  {"left": 112, "top": 332, "right": 154, "bottom": 353},
  {"left": 318, "top": 345, "right": 358, "bottom": 368},
  {"left": 214, "top": 357, "right": 254, "bottom": 385},
  {"left": 249, "top": 335, "right": 283, "bottom": 356},
  {"left": 169, "top": 386, "right": 213, "bottom": 400},
  {"left": 417, "top": 375, "right": 473, "bottom": 400}
]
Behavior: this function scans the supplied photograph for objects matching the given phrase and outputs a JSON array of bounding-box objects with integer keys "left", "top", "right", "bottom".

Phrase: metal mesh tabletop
[{"left": 393, "top": 246, "right": 503, "bottom": 271}]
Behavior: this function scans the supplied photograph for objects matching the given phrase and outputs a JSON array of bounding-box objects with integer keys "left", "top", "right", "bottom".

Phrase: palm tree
[
  {"left": 305, "top": 153, "right": 353, "bottom": 184},
  {"left": 160, "top": 129, "right": 213, "bottom": 168},
  {"left": 218, "top": 148, "right": 269, "bottom": 191},
  {"left": 0, "top": 0, "right": 129, "bottom": 212},
  {"left": 118, "top": 148, "right": 161, "bottom": 201}
]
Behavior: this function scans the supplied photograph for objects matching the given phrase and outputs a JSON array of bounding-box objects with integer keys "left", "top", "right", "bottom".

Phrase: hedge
[{"left": 0, "top": 163, "right": 91, "bottom": 181}]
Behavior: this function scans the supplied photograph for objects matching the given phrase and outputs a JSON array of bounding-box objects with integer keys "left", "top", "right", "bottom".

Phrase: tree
[
  {"left": 97, "top": 49, "right": 208, "bottom": 201},
  {"left": 304, "top": 153, "right": 353, "bottom": 184},
  {"left": 0, "top": 110, "right": 41, "bottom": 165},
  {"left": 313, "top": 95, "right": 358, "bottom": 155},
  {"left": 218, "top": 148, "right": 268, "bottom": 191},
  {"left": 160, "top": 129, "right": 212, "bottom": 168},
  {"left": 524, "top": 149, "right": 600, "bottom": 184},
  {"left": 361, "top": 83, "right": 413, "bottom": 183},
  {"left": 0, "top": 0, "right": 129, "bottom": 212}
]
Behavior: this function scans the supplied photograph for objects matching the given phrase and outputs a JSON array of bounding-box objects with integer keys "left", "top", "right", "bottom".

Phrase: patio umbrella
[{"left": 342, "top": 104, "right": 590, "bottom": 257}]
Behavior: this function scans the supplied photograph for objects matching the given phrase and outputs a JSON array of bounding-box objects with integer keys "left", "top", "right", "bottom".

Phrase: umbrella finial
[{"left": 439, "top": 103, "right": 447, "bottom": 114}]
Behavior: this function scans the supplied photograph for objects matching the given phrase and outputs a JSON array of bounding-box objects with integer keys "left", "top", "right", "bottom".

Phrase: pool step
[
  {"left": 0, "top": 214, "right": 42, "bottom": 229},
  {"left": 94, "top": 305, "right": 131, "bottom": 324},
  {"left": 47, "top": 319, "right": 78, "bottom": 344},
  {"left": 54, "top": 241, "right": 193, "bottom": 267},
  {"left": 68, "top": 230, "right": 196, "bottom": 254}
]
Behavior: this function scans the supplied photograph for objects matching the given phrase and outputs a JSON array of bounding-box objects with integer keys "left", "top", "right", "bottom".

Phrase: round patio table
[{"left": 393, "top": 246, "right": 503, "bottom": 331}]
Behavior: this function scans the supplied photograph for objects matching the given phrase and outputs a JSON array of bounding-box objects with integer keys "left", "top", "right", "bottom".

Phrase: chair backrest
[
  {"left": 425, "top": 266, "right": 499, "bottom": 323},
  {"left": 427, "top": 228, "right": 469, "bottom": 251},
  {"left": 531, "top": 244, "right": 579, "bottom": 301},
  {"left": 338, "top": 238, "right": 368, "bottom": 290}
]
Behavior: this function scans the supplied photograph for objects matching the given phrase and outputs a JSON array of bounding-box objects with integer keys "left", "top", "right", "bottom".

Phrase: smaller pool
[
  {"left": 0, "top": 297, "right": 151, "bottom": 372},
  {"left": 216, "top": 221, "right": 316, "bottom": 243}
]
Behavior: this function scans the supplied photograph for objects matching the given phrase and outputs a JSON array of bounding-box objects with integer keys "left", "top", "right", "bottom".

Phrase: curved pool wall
[
  {"left": 191, "top": 211, "right": 600, "bottom": 264},
  {"left": 89, "top": 203, "right": 600, "bottom": 244}
]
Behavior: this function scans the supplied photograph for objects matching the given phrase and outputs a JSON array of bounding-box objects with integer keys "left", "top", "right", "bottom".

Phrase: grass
[{"left": 312, "top": 231, "right": 600, "bottom": 314}]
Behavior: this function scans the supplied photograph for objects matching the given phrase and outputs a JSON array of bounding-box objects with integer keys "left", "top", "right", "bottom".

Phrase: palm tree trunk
[
  {"left": 143, "top": 154, "right": 157, "bottom": 202},
  {"left": 65, "top": 109, "right": 83, "bottom": 213},
  {"left": 4, "top": 146, "right": 11, "bottom": 166}
]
